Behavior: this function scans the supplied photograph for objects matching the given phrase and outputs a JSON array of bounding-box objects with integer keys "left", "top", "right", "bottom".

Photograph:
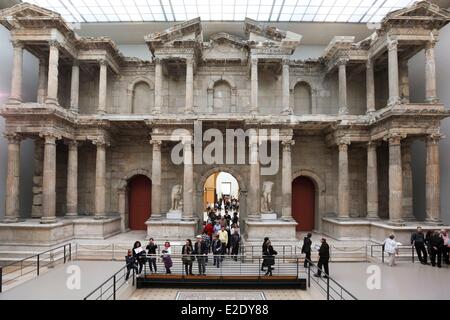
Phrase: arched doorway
[
  {"left": 292, "top": 176, "right": 315, "bottom": 231},
  {"left": 128, "top": 175, "right": 152, "bottom": 230}
]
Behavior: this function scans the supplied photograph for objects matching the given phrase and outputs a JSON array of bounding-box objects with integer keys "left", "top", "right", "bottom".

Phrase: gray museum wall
[{"left": 0, "top": 22, "right": 449, "bottom": 225}]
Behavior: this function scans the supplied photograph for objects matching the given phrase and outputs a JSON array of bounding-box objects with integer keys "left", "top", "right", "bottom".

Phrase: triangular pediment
[
  {"left": 145, "top": 17, "right": 202, "bottom": 47},
  {"left": 383, "top": 1, "right": 450, "bottom": 23},
  {"left": 0, "top": 3, "right": 59, "bottom": 20},
  {"left": 203, "top": 33, "right": 248, "bottom": 61}
]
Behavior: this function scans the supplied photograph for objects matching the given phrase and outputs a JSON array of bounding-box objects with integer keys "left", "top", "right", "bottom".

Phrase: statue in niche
[
  {"left": 171, "top": 185, "right": 183, "bottom": 211},
  {"left": 261, "top": 181, "right": 274, "bottom": 213}
]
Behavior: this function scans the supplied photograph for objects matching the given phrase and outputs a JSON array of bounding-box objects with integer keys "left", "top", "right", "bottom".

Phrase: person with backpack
[
  {"left": 302, "top": 233, "right": 312, "bottom": 268},
  {"left": 125, "top": 249, "right": 138, "bottom": 282}
]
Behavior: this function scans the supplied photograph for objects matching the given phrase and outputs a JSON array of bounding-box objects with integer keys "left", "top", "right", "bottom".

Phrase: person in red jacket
[{"left": 203, "top": 221, "right": 214, "bottom": 240}]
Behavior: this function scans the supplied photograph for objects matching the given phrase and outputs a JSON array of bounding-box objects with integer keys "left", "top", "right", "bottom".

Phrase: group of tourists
[{"left": 383, "top": 227, "right": 450, "bottom": 267}]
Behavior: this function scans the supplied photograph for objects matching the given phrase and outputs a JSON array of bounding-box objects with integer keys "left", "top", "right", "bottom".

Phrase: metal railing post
[
  {"left": 69, "top": 243, "right": 72, "bottom": 261},
  {"left": 296, "top": 258, "right": 299, "bottom": 279},
  {"left": 64, "top": 245, "right": 66, "bottom": 264},
  {"left": 382, "top": 247, "right": 385, "bottom": 264},
  {"left": 326, "top": 276, "right": 330, "bottom": 300},
  {"left": 411, "top": 246, "right": 414, "bottom": 263},
  {"left": 132, "top": 268, "right": 135, "bottom": 286},
  {"left": 113, "top": 274, "right": 116, "bottom": 300},
  {"left": 37, "top": 254, "right": 40, "bottom": 276},
  {"left": 0, "top": 267, "right": 3, "bottom": 293},
  {"left": 307, "top": 262, "right": 311, "bottom": 288}
]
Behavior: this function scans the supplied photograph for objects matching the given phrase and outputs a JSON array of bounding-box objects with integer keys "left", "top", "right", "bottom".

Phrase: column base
[
  {"left": 387, "top": 97, "right": 401, "bottom": 106},
  {"left": 281, "top": 109, "right": 292, "bottom": 115},
  {"left": 93, "top": 215, "right": 108, "bottom": 220},
  {"left": 69, "top": 108, "right": 79, "bottom": 114},
  {"left": 1, "top": 217, "right": 21, "bottom": 223},
  {"left": 425, "top": 97, "right": 439, "bottom": 104},
  {"left": 152, "top": 109, "right": 161, "bottom": 115},
  {"left": 7, "top": 98, "right": 21, "bottom": 105},
  {"left": 97, "top": 110, "right": 106, "bottom": 115},
  {"left": 387, "top": 219, "right": 406, "bottom": 226},
  {"left": 424, "top": 217, "right": 443, "bottom": 225},
  {"left": 365, "top": 216, "right": 380, "bottom": 221},
  {"left": 40, "top": 217, "right": 57, "bottom": 224},
  {"left": 44, "top": 98, "right": 58, "bottom": 105},
  {"left": 336, "top": 215, "right": 351, "bottom": 220},
  {"left": 185, "top": 109, "right": 194, "bottom": 115},
  {"left": 338, "top": 106, "right": 348, "bottom": 115}
]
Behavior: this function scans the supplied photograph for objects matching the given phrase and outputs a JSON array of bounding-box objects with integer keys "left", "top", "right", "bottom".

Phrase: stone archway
[
  {"left": 292, "top": 169, "right": 326, "bottom": 232},
  {"left": 117, "top": 169, "right": 152, "bottom": 232},
  {"left": 196, "top": 166, "right": 247, "bottom": 233}
]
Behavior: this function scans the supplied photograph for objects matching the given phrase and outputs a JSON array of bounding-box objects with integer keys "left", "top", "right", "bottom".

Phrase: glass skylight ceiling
[{"left": 25, "top": 0, "right": 417, "bottom": 24}]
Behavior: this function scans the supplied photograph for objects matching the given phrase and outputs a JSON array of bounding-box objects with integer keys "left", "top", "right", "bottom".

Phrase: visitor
[
  {"left": 226, "top": 226, "right": 232, "bottom": 255},
  {"left": 261, "top": 237, "right": 269, "bottom": 271},
  {"left": 425, "top": 230, "right": 433, "bottom": 255},
  {"left": 132, "top": 241, "right": 146, "bottom": 274},
  {"left": 125, "top": 249, "right": 138, "bottom": 282},
  {"left": 182, "top": 239, "right": 194, "bottom": 276},
  {"left": 224, "top": 211, "right": 232, "bottom": 227},
  {"left": 218, "top": 225, "right": 229, "bottom": 260},
  {"left": 232, "top": 211, "right": 239, "bottom": 226},
  {"left": 202, "top": 231, "right": 211, "bottom": 263},
  {"left": 203, "top": 221, "right": 214, "bottom": 240},
  {"left": 214, "top": 220, "right": 221, "bottom": 234},
  {"left": 441, "top": 229, "right": 450, "bottom": 265},
  {"left": 194, "top": 235, "right": 208, "bottom": 275},
  {"left": 263, "top": 240, "right": 277, "bottom": 276},
  {"left": 429, "top": 230, "right": 443, "bottom": 268},
  {"left": 411, "top": 227, "right": 428, "bottom": 265},
  {"left": 302, "top": 233, "right": 313, "bottom": 268},
  {"left": 383, "top": 234, "right": 399, "bottom": 267},
  {"left": 230, "top": 223, "right": 241, "bottom": 261},
  {"left": 161, "top": 241, "right": 173, "bottom": 274},
  {"left": 146, "top": 238, "right": 158, "bottom": 273},
  {"left": 208, "top": 210, "right": 217, "bottom": 224},
  {"left": 314, "top": 238, "right": 330, "bottom": 277},
  {"left": 212, "top": 234, "right": 222, "bottom": 268}
]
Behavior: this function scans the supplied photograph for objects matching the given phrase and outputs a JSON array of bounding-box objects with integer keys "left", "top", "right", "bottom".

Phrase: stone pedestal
[
  {"left": 166, "top": 210, "right": 182, "bottom": 220},
  {"left": 72, "top": 216, "right": 121, "bottom": 239},
  {"left": 260, "top": 213, "right": 278, "bottom": 220},
  {"left": 146, "top": 219, "right": 197, "bottom": 241},
  {"left": 245, "top": 219, "right": 297, "bottom": 242}
]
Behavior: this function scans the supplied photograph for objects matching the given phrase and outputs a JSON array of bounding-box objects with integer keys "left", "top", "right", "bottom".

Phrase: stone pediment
[
  {"left": 203, "top": 33, "right": 248, "bottom": 62},
  {"left": 380, "top": 1, "right": 450, "bottom": 30},
  {"left": 145, "top": 17, "right": 203, "bottom": 54},
  {"left": 244, "top": 18, "right": 302, "bottom": 53}
]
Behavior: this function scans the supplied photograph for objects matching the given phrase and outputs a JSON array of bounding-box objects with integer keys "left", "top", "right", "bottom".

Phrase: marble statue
[
  {"left": 171, "top": 184, "right": 183, "bottom": 211},
  {"left": 261, "top": 181, "right": 274, "bottom": 213}
]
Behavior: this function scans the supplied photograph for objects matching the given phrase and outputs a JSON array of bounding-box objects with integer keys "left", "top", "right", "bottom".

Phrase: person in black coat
[
  {"left": 314, "top": 238, "right": 330, "bottom": 278},
  {"left": 182, "top": 239, "right": 194, "bottom": 276},
  {"left": 193, "top": 235, "right": 209, "bottom": 275},
  {"left": 261, "top": 237, "right": 270, "bottom": 271},
  {"left": 125, "top": 249, "right": 138, "bottom": 281},
  {"left": 146, "top": 238, "right": 158, "bottom": 273},
  {"left": 132, "top": 241, "right": 146, "bottom": 274},
  {"left": 211, "top": 234, "right": 222, "bottom": 268},
  {"left": 429, "top": 230, "right": 444, "bottom": 268},
  {"left": 411, "top": 227, "right": 428, "bottom": 265},
  {"left": 302, "top": 233, "right": 313, "bottom": 268},
  {"left": 263, "top": 240, "right": 277, "bottom": 276}
]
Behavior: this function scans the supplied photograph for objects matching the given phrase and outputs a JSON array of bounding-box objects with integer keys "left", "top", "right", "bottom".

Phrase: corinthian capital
[
  {"left": 92, "top": 136, "right": 108, "bottom": 147},
  {"left": 48, "top": 40, "right": 60, "bottom": 48},
  {"left": 427, "top": 133, "right": 443, "bottom": 144},
  {"left": 3, "top": 132, "right": 22, "bottom": 144},
  {"left": 150, "top": 139, "right": 162, "bottom": 151},
  {"left": 11, "top": 40, "right": 24, "bottom": 49},
  {"left": 336, "top": 57, "right": 349, "bottom": 66},
  {"left": 384, "top": 132, "right": 405, "bottom": 145},
  {"left": 387, "top": 38, "right": 398, "bottom": 51}
]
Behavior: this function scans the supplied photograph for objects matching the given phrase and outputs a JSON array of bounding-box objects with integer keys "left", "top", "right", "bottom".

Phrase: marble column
[
  {"left": 45, "top": 41, "right": 59, "bottom": 105},
  {"left": 401, "top": 141, "right": 414, "bottom": 220},
  {"left": 338, "top": 58, "right": 348, "bottom": 115},
  {"left": 66, "top": 141, "right": 78, "bottom": 217},
  {"left": 281, "top": 138, "right": 294, "bottom": 220},
  {"left": 8, "top": 40, "right": 23, "bottom": 104},
  {"left": 185, "top": 57, "right": 194, "bottom": 114},
  {"left": 366, "top": 141, "right": 379, "bottom": 219},
  {"left": 151, "top": 140, "right": 162, "bottom": 219},
  {"left": 154, "top": 58, "right": 162, "bottom": 114},
  {"left": 70, "top": 61, "right": 79, "bottom": 113},
  {"left": 366, "top": 59, "right": 375, "bottom": 113},
  {"left": 37, "top": 59, "right": 48, "bottom": 104},
  {"left": 31, "top": 139, "right": 44, "bottom": 218},
  {"left": 118, "top": 189, "right": 127, "bottom": 232},
  {"left": 425, "top": 134, "right": 441, "bottom": 223},
  {"left": 41, "top": 133, "right": 58, "bottom": 224},
  {"left": 248, "top": 132, "right": 261, "bottom": 219},
  {"left": 182, "top": 138, "right": 194, "bottom": 220},
  {"left": 399, "top": 59, "right": 410, "bottom": 103},
  {"left": 387, "top": 38, "right": 400, "bottom": 106},
  {"left": 3, "top": 133, "right": 21, "bottom": 222},
  {"left": 337, "top": 140, "right": 350, "bottom": 219},
  {"left": 98, "top": 59, "right": 107, "bottom": 114},
  {"left": 281, "top": 59, "right": 291, "bottom": 115},
  {"left": 388, "top": 133, "right": 403, "bottom": 224},
  {"left": 94, "top": 138, "right": 107, "bottom": 218},
  {"left": 250, "top": 58, "right": 258, "bottom": 114},
  {"left": 425, "top": 41, "right": 438, "bottom": 103}
]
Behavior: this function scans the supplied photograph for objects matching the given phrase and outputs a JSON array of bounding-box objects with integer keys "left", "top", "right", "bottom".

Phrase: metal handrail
[
  {"left": 305, "top": 258, "right": 357, "bottom": 300},
  {"left": 370, "top": 244, "right": 415, "bottom": 263},
  {"left": 84, "top": 265, "right": 135, "bottom": 300},
  {"left": 0, "top": 243, "right": 72, "bottom": 293}
]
